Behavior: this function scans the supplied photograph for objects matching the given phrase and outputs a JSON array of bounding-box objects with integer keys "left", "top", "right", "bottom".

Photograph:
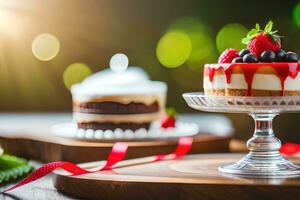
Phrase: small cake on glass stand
[{"left": 184, "top": 21, "right": 300, "bottom": 177}]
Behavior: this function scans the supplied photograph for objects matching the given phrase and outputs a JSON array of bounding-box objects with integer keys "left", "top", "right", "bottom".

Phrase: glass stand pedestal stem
[{"left": 219, "top": 113, "right": 300, "bottom": 177}]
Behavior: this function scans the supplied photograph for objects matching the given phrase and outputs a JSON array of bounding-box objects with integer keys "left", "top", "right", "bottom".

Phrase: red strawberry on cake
[
  {"left": 242, "top": 21, "right": 281, "bottom": 57},
  {"left": 204, "top": 20, "right": 300, "bottom": 96},
  {"left": 218, "top": 48, "right": 239, "bottom": 63},
  {"left": 160, "top": 107, "right": 177, "bottom": 129}
]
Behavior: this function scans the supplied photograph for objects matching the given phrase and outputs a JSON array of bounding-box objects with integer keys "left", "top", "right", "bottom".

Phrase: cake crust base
[{"left": 204, "top": 89, "right": 300, "bottom": 96}]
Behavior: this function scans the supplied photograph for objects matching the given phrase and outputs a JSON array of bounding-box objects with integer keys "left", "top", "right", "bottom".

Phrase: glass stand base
[
  {"left": 219, "top": 152, "right": 300, "bottom": 177},
  {"left": 183, "top": 93, "right": 300, "bottom": 178}
]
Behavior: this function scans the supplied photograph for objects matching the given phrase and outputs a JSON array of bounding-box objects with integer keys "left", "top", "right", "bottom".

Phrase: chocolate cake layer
[
  {"left": 75, "top": 101, "right": 159, "bottom": 114},
  {"left": 78, "top": 122, "right": 150, "bottom": 131}
]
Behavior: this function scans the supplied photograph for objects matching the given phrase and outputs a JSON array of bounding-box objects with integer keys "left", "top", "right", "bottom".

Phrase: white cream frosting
[
  {"left": 74, "top": 112, "right": 162, "bottom": 123},
  {"left": 204, "top": 73, "right": 300, "bottom": 91},
  {"left": 71, "top": 67, "right": 167, "bottom": 98}
]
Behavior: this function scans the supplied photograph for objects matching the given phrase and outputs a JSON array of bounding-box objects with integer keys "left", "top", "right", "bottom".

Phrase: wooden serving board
[
  {"left": 0, "top": 113, "right": 233, "bottom": 163},
  {"left": 53, "top": 153, "right": 300, "bottom": 200}
]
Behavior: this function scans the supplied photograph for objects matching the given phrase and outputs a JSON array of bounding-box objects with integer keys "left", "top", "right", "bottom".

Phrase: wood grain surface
[
  {"left": 0, "top": 113, "right": 233, "bottom": 163},
  {"left": 53, "top": 153, "right": 300, "bottom": 200}
]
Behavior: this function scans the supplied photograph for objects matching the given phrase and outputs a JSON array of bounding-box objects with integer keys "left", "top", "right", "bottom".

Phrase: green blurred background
[{"left": 1, "top": 0, "right": 300, "bottom": 142}]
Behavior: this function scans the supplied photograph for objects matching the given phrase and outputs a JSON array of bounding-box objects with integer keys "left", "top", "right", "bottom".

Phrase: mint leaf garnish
[
  {"left": 264, "top": 20, "right": 273, "bottom": 33},
  {"left": 241, "top": 20, "right": 282, "bottom": 44},
  {"left": 242, "top": 28, "right": 259, "bottom": 44},
  {"left": 166, "top": 107, "right": 177, "bottom": 117},
  {"left": 241, "top": 38, "right": 249, "bottom": 44},
  {"left": 255, "top": 23, "right": 260, "bottom": 30}
]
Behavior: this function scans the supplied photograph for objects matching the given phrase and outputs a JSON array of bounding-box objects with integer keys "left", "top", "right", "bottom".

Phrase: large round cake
[
  {"left": 204, "top": 63, "right": 300, "bottom": 96},
  {"left": 71, "top": 67, "right": 167, "bottom": 131},
  {"left": 204, "top": 21, "right": 300, "bottom": 96}
]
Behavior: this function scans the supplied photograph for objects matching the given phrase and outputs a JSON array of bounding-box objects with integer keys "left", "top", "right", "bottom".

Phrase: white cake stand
[
  {"left": 51, "top": 121, "right": 199, "bottom": 142},
  {"left": 183, "top": 92, "right": 300, "bottom": 177}
]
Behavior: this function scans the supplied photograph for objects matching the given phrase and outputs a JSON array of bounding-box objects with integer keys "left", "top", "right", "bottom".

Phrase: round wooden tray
[
  {"left": 53, "top": 153, "right": 300, "bottom": 200},
  {"left": 0, "top": 114, "right": 232, "bottom": 163}
]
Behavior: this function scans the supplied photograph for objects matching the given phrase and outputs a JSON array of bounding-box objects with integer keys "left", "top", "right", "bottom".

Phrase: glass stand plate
[{"left": 183, "top": 92, "right": 300, "bottom": 178}]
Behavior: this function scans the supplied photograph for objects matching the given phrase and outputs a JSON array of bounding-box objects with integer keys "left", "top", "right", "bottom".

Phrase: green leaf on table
[{"left": 0, "top": 154, "right": 33, "bottom": 183}]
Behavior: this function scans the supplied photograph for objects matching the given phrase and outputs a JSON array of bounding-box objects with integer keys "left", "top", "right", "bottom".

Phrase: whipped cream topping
[{"left": 71, "top": 67, "right": 167, "bottom": 98}]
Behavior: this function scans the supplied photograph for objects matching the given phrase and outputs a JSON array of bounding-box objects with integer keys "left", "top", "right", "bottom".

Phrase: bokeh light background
[{"left": 1, "top": 0, "right": 300, "bottom": 141}]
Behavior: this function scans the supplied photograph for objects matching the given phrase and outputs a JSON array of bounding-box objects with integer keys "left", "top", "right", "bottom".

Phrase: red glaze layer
[{"left": 204, "top": 63, "right": 300, "bottom": 96}]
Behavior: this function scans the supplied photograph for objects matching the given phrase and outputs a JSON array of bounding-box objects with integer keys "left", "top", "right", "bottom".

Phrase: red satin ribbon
[
  {"left": 280, "top": 143, "right": 300, "bottom": 156},
  {"left": 2, "top": 142, "right": 128, "bottom": 193},
  {"left": 155, "top": 137, "right": 193, "bottom": 161},
  {"left": 3, "top": 137, "right": 193, "bottom": 193}
]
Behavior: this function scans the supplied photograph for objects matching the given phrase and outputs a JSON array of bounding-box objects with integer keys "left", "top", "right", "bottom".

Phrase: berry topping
[
  {"left": 216, "top": 21, "right": 298, "bottom": 64},
  {"left": 232, "top": 57, "right": 243, "bottom": 63},
  {"left": 160, "top": 107, "right": 177, "bottom": 129},
  {"left": 218, "top": 48, "right": 239, "bottom": 63},
  {"left": 243, "top": 53, "right": 258, "bottom": 63},
  {"left": 260, "top": 50, "right": 276, "bottom": 62},
  {"left": 285, "top": 52, "right": 299, "bottom": 62},
  {"left": 242, "top": 21, "right": 281, "bottom": 57},
  {"left": 275, "top": 49, "right": 286, "bottom": 62},
  {"left": 239, "top": 49, "right": 250, "bottom": 57}
]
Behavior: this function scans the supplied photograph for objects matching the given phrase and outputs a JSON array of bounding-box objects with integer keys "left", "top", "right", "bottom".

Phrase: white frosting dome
[{"left": 71, "top": 67, "right": 167, "bottom": 97}]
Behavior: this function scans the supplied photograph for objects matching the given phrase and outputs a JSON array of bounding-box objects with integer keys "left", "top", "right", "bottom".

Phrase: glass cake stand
[{"left": 183, "top": 92, "right": 300, "bottom": 177}]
